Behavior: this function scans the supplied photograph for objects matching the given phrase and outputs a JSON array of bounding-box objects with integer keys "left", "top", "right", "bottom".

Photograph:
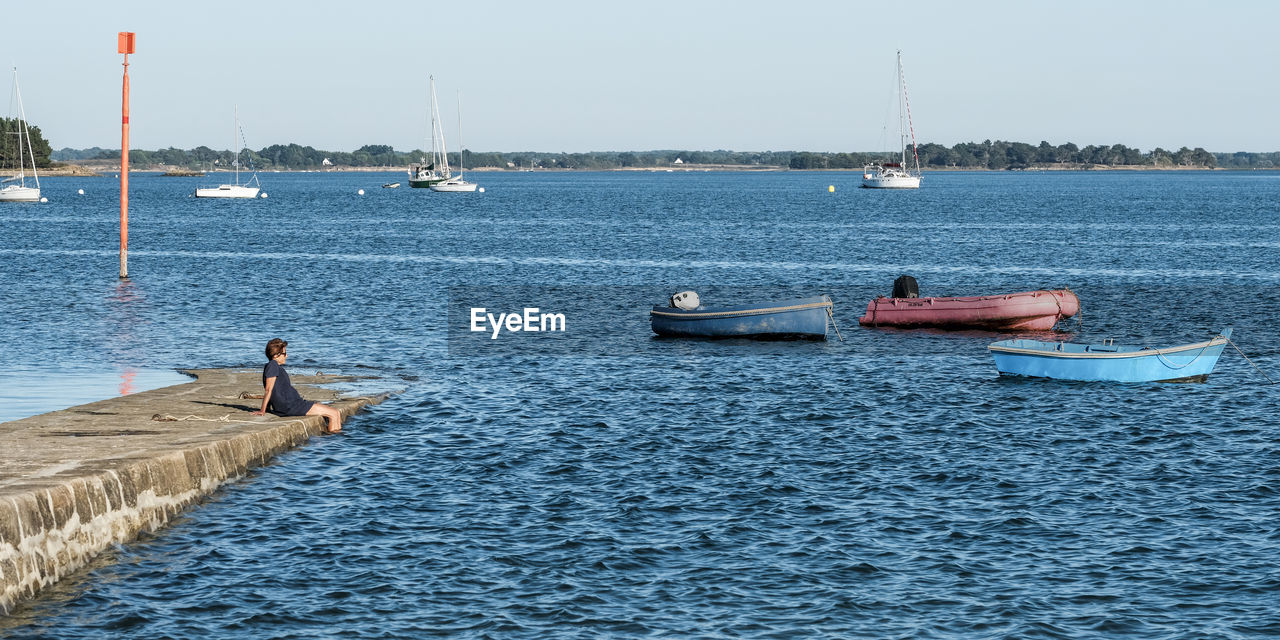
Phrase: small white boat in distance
[
  {"left": 862, "top": 50, "right": 922, "bottom": 190},
  {"left": 195, "top": 106, "right": 261, "bottom": 199},
  {"left": 1, "top": 68, "right": 41, "bottom": 203}
]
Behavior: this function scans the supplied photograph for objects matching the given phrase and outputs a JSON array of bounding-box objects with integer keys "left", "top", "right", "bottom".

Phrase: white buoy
[
  {"left": 260, "top": 193, "right": 268, "bottom": 199},
  {"left": 358, "top": 189, "right": 365, "bottom": 195},
  {"left": 478, "top": 187, "right": 485, "bottom": 193},
  {"left": 78, "top": 189, "right": 85, "bottom": 195},
  {"left": 40, "top": 197, "right": 48, "bottom": 203}
]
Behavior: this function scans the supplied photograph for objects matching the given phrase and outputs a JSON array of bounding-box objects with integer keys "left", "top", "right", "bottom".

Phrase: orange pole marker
[{"left": 118, "top": 32, "right": 134, "bottom": 280}]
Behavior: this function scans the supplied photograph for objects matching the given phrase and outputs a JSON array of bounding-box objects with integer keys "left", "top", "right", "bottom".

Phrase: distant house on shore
[
  {"left": 673, "top": 157, "right": 684, "bottom": 164},
  {"left": 322, "top": 158, "right": 333, "bottom": 166}
]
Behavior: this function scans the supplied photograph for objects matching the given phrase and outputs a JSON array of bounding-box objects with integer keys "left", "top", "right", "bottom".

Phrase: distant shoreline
[{"left": 36, "top": 163, "right": 1248, "bottom": 177}]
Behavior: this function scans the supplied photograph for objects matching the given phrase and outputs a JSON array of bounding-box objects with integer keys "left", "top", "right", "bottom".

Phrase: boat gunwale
[
  {"left": 869, "top": 289, "right": 1074, "bottom": 308},
  {"left": 988, "top": 336, "right": 1228, "bottom": 359},
  {"left": 651, "top": 299, "right": 833, "bottom": 320}
]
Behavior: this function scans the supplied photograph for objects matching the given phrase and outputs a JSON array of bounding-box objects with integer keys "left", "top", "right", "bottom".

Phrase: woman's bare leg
[{"left": 307, "top": 403, "right": 343, "bottom": 433}]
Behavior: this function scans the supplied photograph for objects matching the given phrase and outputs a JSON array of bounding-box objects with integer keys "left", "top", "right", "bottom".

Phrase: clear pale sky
[{"left": 7, "top": 0, "right": 1278, "bottom": 153}]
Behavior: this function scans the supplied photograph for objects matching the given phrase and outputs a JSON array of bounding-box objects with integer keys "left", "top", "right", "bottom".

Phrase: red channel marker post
[{"left": 118, "top": 31, "right": 134, "bottom": 279}]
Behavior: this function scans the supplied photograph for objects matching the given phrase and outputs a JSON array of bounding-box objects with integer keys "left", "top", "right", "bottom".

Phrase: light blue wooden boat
[
  {"left": 988, "top": 328, "right": 1232, "bottom": 382},
  {"left": 650, "top": 295, "right": 833, "bottom": 339}
]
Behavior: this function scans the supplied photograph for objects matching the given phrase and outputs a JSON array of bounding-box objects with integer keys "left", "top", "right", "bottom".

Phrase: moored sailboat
[
  {"left": 409, "top": 76, "right": 451, "bottom": 188},
  {"left": 195, "top": 106, "right": 260, "bottom": 199},
  {"left": 862, "top": 50, "right": 922, "bottom": 189},
  {"left": 430, "top": 91, "right": 478, "bottom": 193},
  {"left": 0, "top": 68, "right": 41, "bottom": 203}
]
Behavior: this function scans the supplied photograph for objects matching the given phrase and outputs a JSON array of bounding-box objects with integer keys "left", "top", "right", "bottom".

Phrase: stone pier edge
[{"left": 0, "top": 393, "right": 386, "bottom": 616}]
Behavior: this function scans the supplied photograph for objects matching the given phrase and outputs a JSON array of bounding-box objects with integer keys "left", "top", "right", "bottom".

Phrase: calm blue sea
[{"left": 1, "top": 170, "right": 1278, "bottom": 638}]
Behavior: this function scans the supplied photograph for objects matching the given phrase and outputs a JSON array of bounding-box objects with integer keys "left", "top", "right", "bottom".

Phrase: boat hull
[
  {"left": 430, "top": 180, "right": 478, "bottom": 192},
  {"left": 861, "top": 175, "right": 920, "bottom": 189},
  {"left": 651, "top": 296, "right": 832, "bottom": 339},
  {"left": 0, "top": 185, "right": 40, "bottom": 202},
  {"left": 409, "top": 176, "right": 447, "bottom": 188},
  {"left": 859, "top": 289, "right": 1079, "bottom": 331},
  {"left": 195, "top": 185, "right": 260, "bottom": 199},
  {"left": 988, "top": 329, "right": 1231, "bottom": 382},
  {"left": 861, "top": 164, "right": 920, "bottom": 189}
]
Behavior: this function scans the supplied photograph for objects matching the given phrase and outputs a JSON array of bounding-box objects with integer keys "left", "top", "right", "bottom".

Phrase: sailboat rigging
[
  {"left": 430, "top": 90, "right": 478, "bottom": 192},
  {"left": 409, "top": 76, "right": 451, "bottom": 188}
]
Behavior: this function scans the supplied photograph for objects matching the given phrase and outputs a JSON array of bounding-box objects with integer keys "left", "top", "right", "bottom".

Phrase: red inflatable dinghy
[{"left": 859, "top": 286, "right": 1079, "bottom": 331}]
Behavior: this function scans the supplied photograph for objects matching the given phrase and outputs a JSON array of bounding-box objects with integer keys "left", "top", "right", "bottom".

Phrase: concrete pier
[{"left": 0, "top": 368, "right": 389, "bottom": 615}]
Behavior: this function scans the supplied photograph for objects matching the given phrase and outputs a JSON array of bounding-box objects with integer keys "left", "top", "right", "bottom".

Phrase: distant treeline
[
  {"left": 51, "top": 145, "right": 796, "bottom": 171},
  {"left": 792, "top": 141, "right": 1227, "bottom": 170},
  {"left": 44, "top": 141, "right": 1280, "bottom": 171},
  {"left": 1, "top": 117, "right": 53, "bottom": 168}
]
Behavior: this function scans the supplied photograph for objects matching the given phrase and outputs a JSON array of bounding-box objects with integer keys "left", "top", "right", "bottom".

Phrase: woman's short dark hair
[{"left": 266, "top": 338, "right": 288, "bottom": 360}]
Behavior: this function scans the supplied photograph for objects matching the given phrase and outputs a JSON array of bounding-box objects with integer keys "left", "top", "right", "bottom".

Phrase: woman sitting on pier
[{"left": 252, "top": 338, "right": 342, "bottom": 433}]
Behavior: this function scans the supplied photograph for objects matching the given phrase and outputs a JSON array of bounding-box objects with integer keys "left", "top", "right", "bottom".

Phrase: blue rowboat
[
  {"left": 650, "top": 295, "right": 833, "bottom": 339},
  {"left": 988, "top": 328, "right": 1232, "bottom": 382}
]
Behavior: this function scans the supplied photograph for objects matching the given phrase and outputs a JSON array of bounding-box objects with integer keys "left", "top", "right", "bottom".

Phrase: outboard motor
[
  {"left": 892, "top": 275, "right": 919, "bottom": 299},
  {"left": 670, "top": 291, "right": 700, "bottom": 310}
]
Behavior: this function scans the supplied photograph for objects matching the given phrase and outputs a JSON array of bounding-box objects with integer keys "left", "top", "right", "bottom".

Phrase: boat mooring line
[
  {"left": 827, "top": 307, "right": 843, "bottom": 342},
  {"left": 1153, "top": 341, "right": 1215, "bottom": 370},
  {"left": 1226, "top": 337, "right": 1275, "bottom": 384},
  {"left": 1065, "top": 286, "right": 1083, "bottom": 330}
]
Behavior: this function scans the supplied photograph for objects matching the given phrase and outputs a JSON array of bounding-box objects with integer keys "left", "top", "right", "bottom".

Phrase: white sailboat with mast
[
  {"left": 195, "top": 105, "right": 261, "bottom": 199},
  {"left": 430, "top": 91, "right": 478, "bottom": 192},
  {"left": 409, "top": 76, "right": 451, "bottom": 188},
  {"left": 1, "top": 67, "right": 41, "bottom": 203},
  {"left": 862, "top": 50, "right": 922, "bottom": 189}
]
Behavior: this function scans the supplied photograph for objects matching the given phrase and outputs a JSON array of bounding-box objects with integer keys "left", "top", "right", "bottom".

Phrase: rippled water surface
[{"left": 2, "top": 171, "right": 1278, "bottom": 638}]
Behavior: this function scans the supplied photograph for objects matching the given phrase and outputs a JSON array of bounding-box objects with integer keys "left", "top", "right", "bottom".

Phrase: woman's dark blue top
[{"left": 263, "top": 361, "right": 314, "bottom": 416}]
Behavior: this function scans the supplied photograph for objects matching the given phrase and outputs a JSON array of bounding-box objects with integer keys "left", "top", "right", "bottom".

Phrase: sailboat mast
[
  {"left": 13, "top": 68, "right": 39, "bottom": 188},
  {"left": 456, "top": 91, "right": 463, "bottom": 178},
  {"left": 897, "top": 51, "right": 906, "bottom": 167},
  {"left": 426, "top": 76, "right": 435, "bottom": 166},
  {"left": 430, "top": 77, "right": 449, "bottom": 176},
  {"left": 233, "top": 104, "right": 239, "bottom": 185}
]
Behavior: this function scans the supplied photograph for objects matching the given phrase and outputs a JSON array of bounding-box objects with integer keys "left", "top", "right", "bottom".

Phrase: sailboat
[
  {"left": 862, "top": 50, "right": 922, "bottom": 189},
  {"left": 195, "top": 106, "right": 261, "bottom": 199},
  {"left": 408, "top": 76, "right": 451, "bottom": 188},
  {"left": 0, "top": 68, "right": 41, "bottom": 203},
  {"left": 430, "top": 91, "right": 478, "bottom": 192}
]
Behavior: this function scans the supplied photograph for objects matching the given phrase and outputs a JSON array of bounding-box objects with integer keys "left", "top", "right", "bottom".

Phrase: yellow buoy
[{"left": 828, "top": 185, "right": 835, "bottom": 193}]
